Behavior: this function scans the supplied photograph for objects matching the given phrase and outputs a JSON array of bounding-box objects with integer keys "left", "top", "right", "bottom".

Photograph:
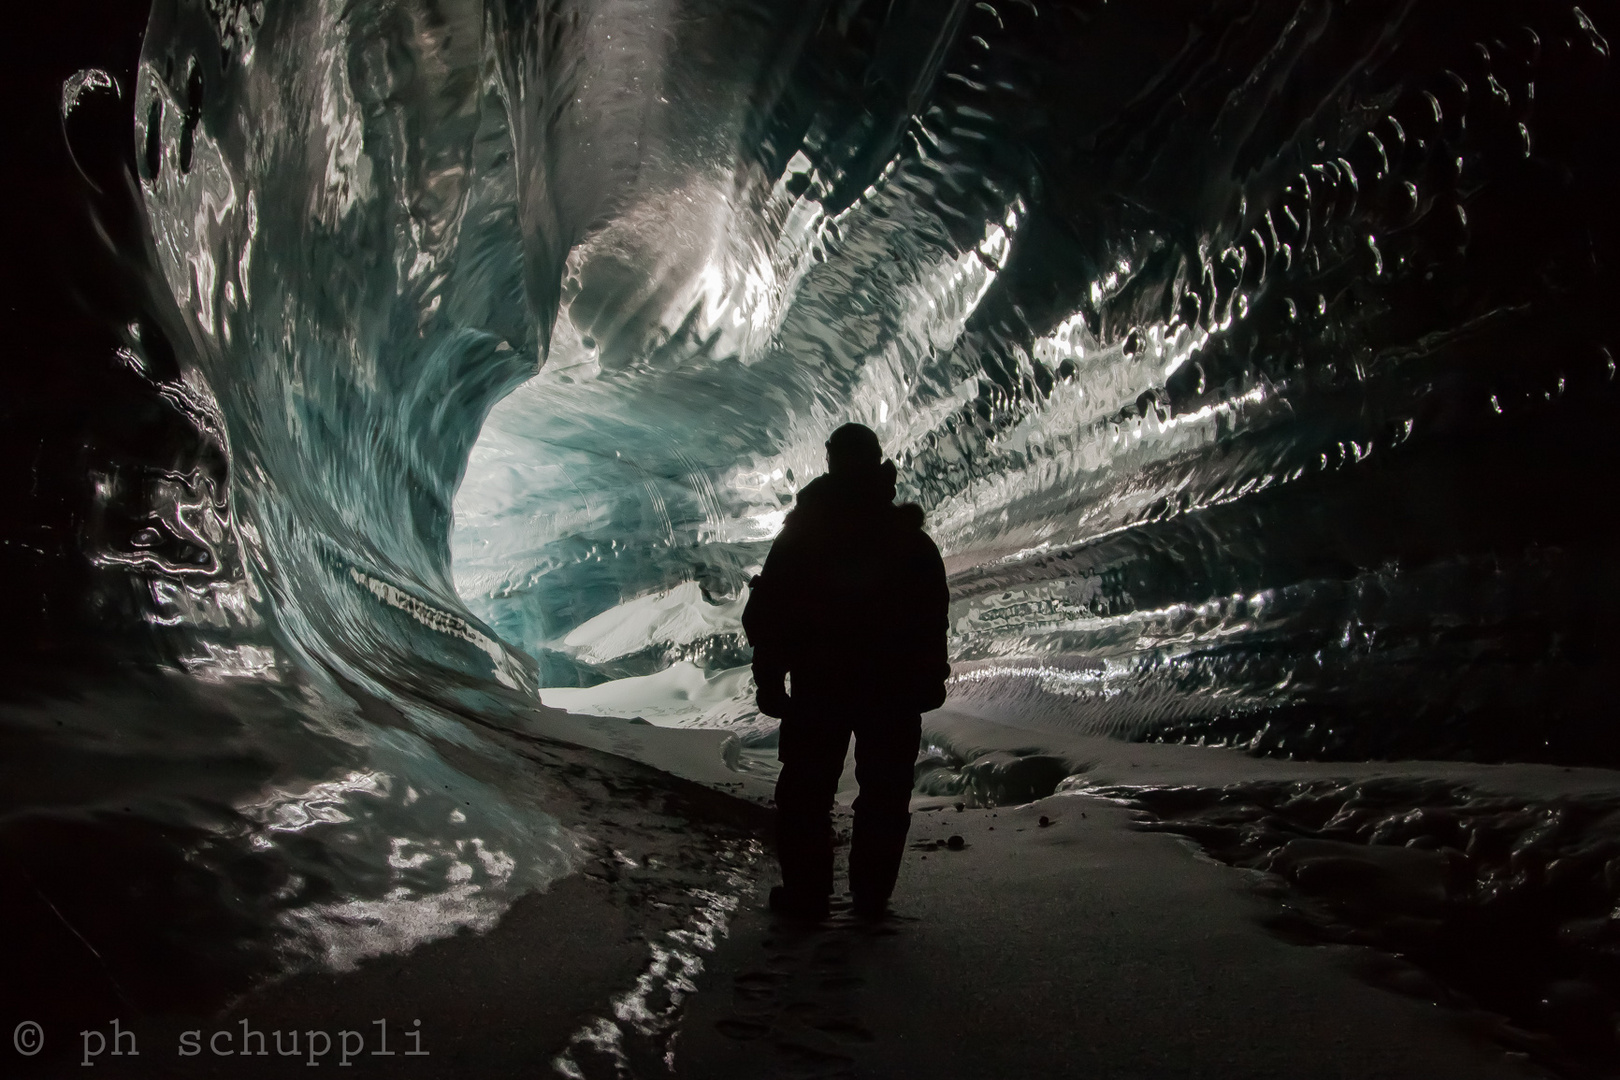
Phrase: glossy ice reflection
[{"left": 28, "top": 0, "right": 1619, "bottom": 1008}]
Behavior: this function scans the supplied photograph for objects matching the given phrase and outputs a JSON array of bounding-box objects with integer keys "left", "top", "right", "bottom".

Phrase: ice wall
[
  {"left": 118, "top": 0, "right": 1620, "bottom": 765},
  {"left": 451, "top": 1, "right": 1620, "bottom": 762}
]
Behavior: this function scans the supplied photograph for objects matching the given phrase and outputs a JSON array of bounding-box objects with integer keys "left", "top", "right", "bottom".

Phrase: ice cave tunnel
[{"left": 8, "top": 0, "right": 1620, "bottom": 1075}]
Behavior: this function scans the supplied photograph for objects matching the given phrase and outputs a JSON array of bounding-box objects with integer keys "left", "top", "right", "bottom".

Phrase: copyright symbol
[{"left": 13, "top": 1020, "right": 43, "bottom": 1056}]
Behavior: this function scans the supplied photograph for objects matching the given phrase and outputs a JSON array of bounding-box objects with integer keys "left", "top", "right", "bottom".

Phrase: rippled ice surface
[
  {"left": 16, "top": 0, "right": 1620, "bottom": 1017},
  {"left": 449, "top": 1, "right": 1620, "bottom": 764}
]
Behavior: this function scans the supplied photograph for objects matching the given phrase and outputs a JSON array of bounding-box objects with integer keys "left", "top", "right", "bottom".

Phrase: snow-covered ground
[
  {"left": 525, "top": 704, "right": 1620, "bottom": 1079},
  {"left": 540, "top": 661, "right": 759, "bottom": 728}
]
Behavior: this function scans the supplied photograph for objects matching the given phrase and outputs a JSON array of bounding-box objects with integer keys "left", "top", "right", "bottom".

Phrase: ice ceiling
[{"left": 133, "top": 0, "right": 1620, "bottom": 762}]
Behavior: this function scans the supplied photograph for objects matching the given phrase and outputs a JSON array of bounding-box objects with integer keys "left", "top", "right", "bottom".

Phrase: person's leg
[
  {"left": 848, "top": 712, "right": 922, "bottom": 916},
  {"left": 772, "top": 711, "right": 851, "bottom": 914}
]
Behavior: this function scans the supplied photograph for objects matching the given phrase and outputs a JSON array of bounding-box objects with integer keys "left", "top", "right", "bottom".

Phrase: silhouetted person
[{"left": 743, "top": 423, "right": 950, "bottom": 920}]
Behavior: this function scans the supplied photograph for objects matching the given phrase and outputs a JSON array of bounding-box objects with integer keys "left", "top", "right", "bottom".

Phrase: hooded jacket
[{"left": 744, "top": 463, "right": 950, "bottom": 715}]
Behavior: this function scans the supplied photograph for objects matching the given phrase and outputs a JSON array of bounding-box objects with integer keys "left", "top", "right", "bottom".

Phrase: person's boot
[
  {"left": 768, "top": 884, "right": 830, "bottom": 921},
  {"left": 848, "top": 812, "right": 911, "bottom": 919},
  {"left": 850, "top": 892, "right": 888, "bottom": 921},
  {"left": 776, "top": 812, "right": 836, "bottom": 901}
]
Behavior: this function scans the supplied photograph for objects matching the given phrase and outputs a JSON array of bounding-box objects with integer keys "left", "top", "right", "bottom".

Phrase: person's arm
[
  {"left": 744, "top": 572, "right": 792, "bottom": 718},
  {"left": 916, "top": 534, "right": 951, "bottom": 711},
  {"left": 744, "top": 519, "right": 804, "bottom": 719},
  {"left": 889, "top": 526, "right": 951, "bottom": 713}
]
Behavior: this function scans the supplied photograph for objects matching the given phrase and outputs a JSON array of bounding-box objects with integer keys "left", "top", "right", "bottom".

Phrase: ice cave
[{"left": 6, "top": 0, "right": 1620, "bottom": 1076}]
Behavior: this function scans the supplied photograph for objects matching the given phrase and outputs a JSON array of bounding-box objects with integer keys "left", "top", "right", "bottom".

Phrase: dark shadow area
[{"left": 1107, "top": 779, "right": 1620, "bottom": 1079}]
